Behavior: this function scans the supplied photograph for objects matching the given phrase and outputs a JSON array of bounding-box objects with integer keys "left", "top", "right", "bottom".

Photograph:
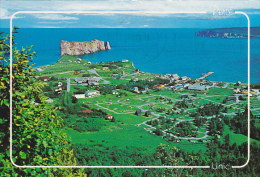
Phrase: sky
[{"left": 0, "top": 0, "right": 260, "bottom": 28}]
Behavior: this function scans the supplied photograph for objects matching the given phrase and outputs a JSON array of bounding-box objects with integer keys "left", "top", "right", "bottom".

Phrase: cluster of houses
[
  {"left": 73, "top": 90, "right": 101, "bottom": 99},
  {"left": 154, "top": 73, "right": 224, "bottom": 92},
  {"left": 162, "top": 73, "right": 188, "bottom": 83},
  {"left": 74, "top": 70, "right": 86, "bottom": 75},
  {"left": 74, "top": 77, "right": 101, "bottom": 85},
  {"left": 135, "top": 109, "right": 151, "bottom": 117},
  {"left": 81, "top": 110, "right": 114, "bottom": 120},
  {"left": 43, "top": 76, "right": 51, "bottom": 82},
  {"left": 132, "top": 85, "right": 149, "bottom": 94},
  {"left": 55, "top": 81, "right": 63, "bottom": 94}
]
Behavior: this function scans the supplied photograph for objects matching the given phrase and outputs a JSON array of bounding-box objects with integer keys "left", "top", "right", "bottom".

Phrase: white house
[
  {"left": 85, "top": 90, "right": 100, "bottom": 98},
  {"left": 102, "top": 66, "right": 109, "bottom": 70},
  {"left": 133, "top": 87, "right": 139, "bottom": 93},
  {"left": 122, "top": 59, "right": 129, "bottom": 62},
  {"left": 183, "top": 83, "right": 189, "bottom": 88},
  {"left": 141, "top": 90, "right": 147, "bottom": 94},
  {"left": 188, "top": 84, "right": 206, "bottom": 91},
  {"left": 58, "top": 81, "right": 63, "bottom": 87},
  {"left": 111, "top": 90, "right": 119, "bottom": 95},
  {"left": 106, "top": 114, "right": 113, "bottom": 120},
  {"left": 181, "top": 76, "right": 188, "bottom": 81},
  {"left": 172, "top": 74, "right": 180, "bottom": 80},
  {"left": 74, "top": 94, "right": 85, "bottom": 99}
]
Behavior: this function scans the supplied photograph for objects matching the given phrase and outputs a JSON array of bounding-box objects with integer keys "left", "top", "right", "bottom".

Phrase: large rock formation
[
  {"left": 60, "top": 39, "right": 111, "bottom": 56},
  {"left": 105, "top": 41, "right": 111, "bottom": 50}
]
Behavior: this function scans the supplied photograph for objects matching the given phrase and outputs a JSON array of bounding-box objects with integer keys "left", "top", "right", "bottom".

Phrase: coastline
[{"left": 8, "top": 28, "right": 257, "bottom": 83}]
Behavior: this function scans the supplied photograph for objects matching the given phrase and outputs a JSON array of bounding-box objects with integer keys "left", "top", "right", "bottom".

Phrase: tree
[
  {"left": 0, "top": 28, "right": 85, "bottom": 176},
  {"left": 154, "top": 144, "right": 197, "bottom": 176},
  {"left": 154, "top": 128, "right": 163, "bottom": 136},
  {"left": 71, "top": 95, "right": 78, "bottom": 103},
  {"left": 224, "top": 134, "right": 230, "bottom": 147}
]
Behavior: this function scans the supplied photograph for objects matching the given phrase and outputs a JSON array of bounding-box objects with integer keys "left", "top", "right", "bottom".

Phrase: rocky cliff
[{"left": 61, "top": 39, "right": 111, "bottom": 56}]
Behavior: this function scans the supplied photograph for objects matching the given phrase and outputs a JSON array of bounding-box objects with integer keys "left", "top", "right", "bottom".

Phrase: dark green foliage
[
  {"left": 42, "top": 85, "right": 52, "bottom": 92},
  {"left": 238, "top": 95, "right": 246, "bottom": 100},
  {"left": 250, "top": 83, "right": 260, "bottom": 89},
  {"left": 50, "top": 77, "right": 58, "bottom": 81},
  {"left": 180, "top": 95, "right": 189, "bottom": 99},
  {"left": 175, "top": 99, "right": 188, "bottom": 109},
  {"left": 82, "top": 74, "right": 90, "bottom": 77},
  {"left": 74, "top": 86, "right": 87, "bottom": 94},
  {"left": 72, "top": 96, "right": 78, "bottom": 103},
  {"left": 151, "top": 119, "right": 159, "bottom": 126},
  {"left": 208, "top": 116, "right": 224, "bottom": 136},
  {"left": 65, "top": 117, "right": 103, "bottom": 132},
  {"left": 100, "top": 85, "right": 114, "bottom": 94},
  {"left": 223, "top": 107, "right": 260, "bottom": 140},
  {"left": 154, "top": 128, "right": 163, "bottom": 136},
  {"left": 0, "top": 28, "right": 85, "bottom": 176},
  {"left": 190, "top": 103, "right": 224, "bottom": 117},
  {"left": 156, "top": 107, "right": 166, "bottom": 112},
  {"left": 171, "top": 122, "right": 198, "bottom": 137},
  {"left": 193, "top": 116, "right": 207, "bottom": 127}
]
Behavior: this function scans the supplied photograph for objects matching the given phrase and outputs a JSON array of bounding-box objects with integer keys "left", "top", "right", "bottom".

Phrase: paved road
[
  {"left": 42, "top": 71, "right": 73, "bottom": 76},
  {"left": 88, "top": 69, "right": 102, "bottom": 78}
]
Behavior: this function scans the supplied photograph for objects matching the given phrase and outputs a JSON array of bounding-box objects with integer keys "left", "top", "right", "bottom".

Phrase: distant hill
[{"left": 196, "top": 27, "right": 260, "bottom": 39}]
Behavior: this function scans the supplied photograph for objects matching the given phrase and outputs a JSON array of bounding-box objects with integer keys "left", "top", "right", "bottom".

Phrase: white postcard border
[{"left": 9, "top": 11, "right": 250, "bottom": 169}]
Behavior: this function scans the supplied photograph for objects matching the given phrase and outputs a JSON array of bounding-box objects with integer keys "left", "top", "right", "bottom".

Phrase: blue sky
[{"left": 0, "top": 0, "right": 259, "bottom": 28}]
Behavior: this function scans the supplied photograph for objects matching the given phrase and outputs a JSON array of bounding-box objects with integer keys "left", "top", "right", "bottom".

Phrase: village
[{"left": 35, "top": 56, "right": 260, "bottom": 145}]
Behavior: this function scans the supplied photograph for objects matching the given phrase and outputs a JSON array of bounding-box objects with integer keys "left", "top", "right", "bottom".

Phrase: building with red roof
[
  {"left": 82, "top": 110, "right": 93, "bottom": 113},
  {"left": 106, "top": 114, "right": 113, "bottom": 120}
]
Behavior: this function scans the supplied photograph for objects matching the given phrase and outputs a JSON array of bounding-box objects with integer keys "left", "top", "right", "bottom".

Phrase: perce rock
[{"left": 60, "top": 39, "right": 111, "bottom": 56}]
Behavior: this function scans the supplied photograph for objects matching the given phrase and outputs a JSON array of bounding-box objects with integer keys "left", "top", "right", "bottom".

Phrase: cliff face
[
  {"left": 61, "top": 39, "right": 111, "bottom": 56},
  {"left": 105, "top": 41, "right": 111, "bottom": 50}
]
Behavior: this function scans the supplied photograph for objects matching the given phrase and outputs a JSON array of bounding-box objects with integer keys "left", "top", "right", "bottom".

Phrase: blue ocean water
[{"left": 2, "top": 28, "right": 260, "bottom": 83}]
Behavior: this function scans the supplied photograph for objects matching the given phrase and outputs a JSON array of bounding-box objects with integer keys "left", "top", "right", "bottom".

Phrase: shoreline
[{"left": 34, "top": 57, "right": 255, "bottom": 85}]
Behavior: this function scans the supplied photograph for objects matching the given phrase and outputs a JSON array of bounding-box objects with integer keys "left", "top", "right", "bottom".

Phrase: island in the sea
[
  {"left": 60, "top": 39, "right": 111, "bottom": 56},
  {"left": 196, "top": 27, "right": 260, "bottom": 39}
]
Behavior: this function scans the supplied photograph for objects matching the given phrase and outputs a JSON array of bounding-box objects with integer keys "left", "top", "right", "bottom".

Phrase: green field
[{"left": 37, "top": 59, "right": 260, "bottom": 163}]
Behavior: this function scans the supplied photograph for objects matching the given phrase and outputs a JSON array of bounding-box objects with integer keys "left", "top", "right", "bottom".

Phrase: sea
[{"left": 2, "top": 28, "right": 260, "bottom": 83}]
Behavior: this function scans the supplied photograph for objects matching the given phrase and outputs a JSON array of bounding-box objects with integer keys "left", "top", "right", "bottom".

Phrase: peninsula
[
  {"left": 60, "top": 39, "right": 111, "bottom": 56},
  {"left": 196, "top": 27, "right": 260, "bottom": 39},
  {"left": 34, "top": 55, "right": 260, "bottom": 172}
]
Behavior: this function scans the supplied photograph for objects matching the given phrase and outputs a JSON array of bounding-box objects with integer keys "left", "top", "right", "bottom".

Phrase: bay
[{"left": 2, "top": 28, "right": 259, "bottom": 83}]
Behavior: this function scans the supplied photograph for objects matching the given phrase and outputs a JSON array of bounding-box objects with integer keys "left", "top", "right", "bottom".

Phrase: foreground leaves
[{"left": 0, "top": 28, "right": 86, "bottom": 176}]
